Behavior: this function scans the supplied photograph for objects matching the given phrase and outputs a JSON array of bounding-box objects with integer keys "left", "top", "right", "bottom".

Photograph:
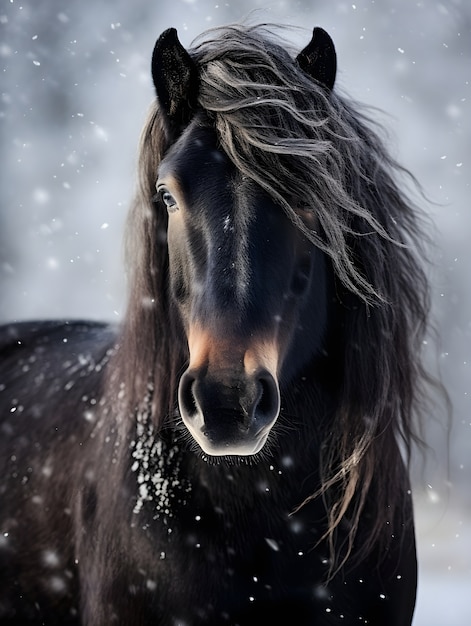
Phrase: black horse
[{"left": 0, "top": 24, "right": 431, "bottom": 625}]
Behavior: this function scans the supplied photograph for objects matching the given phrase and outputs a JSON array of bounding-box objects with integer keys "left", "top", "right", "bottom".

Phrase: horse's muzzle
[{"left": 178, "top": 367, "right": 280, "bottom": 456}]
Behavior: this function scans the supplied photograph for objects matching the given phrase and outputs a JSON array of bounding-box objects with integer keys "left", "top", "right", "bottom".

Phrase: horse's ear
[
  {"left": 151, "top": 28, "right": 199, "bottom": 139},
  {"left": 296, "top": 27, "right": 337, "bottom": 91}
]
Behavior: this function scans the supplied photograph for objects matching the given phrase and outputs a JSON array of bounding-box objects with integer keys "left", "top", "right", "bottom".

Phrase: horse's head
[{"left": 151, "top": 27, "right": 337, "bottom": 456}]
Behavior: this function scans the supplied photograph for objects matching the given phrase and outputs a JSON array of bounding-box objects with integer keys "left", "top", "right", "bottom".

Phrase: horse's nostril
[
  {"left": 179, "top": 372, "right": 198, "bottom": 420},
  {"left": 255, "top": 371, "right": 280, "bottom": 424}
]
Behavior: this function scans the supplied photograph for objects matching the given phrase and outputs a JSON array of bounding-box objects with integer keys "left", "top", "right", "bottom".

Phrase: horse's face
[
  {"left": 152, "top": 27, "right": 336, "bottom": 456},
  {"left": 157, "top": 121, "right": 329, "bottom": 456}
]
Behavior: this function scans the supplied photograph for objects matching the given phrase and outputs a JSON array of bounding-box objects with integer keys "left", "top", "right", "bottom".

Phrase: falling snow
[{"left": 0, "top": 1, "right": 470, "bottom": 624}]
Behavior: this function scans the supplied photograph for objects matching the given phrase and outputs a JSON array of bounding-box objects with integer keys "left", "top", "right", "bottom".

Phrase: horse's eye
[{"left": 158, "top": 188, "right": 178, "bottom": 212}]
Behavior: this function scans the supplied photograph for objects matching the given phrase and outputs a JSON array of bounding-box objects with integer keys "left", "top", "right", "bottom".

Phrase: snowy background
[{"left": 1, "top": 0, "right": 469, "bottom": 623}]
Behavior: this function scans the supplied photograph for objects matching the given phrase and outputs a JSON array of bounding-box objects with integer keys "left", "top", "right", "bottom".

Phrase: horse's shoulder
[
  {"left": 0, "top": 320, "right": 119, "bottom": 403},
  {"left": 0, "top": 319, "right": 117, "bottom": 356}
]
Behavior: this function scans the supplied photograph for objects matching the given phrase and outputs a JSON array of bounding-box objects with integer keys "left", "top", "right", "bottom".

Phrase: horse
[{"left": 0, "top": 23, "right": 431, "bottom": 625}]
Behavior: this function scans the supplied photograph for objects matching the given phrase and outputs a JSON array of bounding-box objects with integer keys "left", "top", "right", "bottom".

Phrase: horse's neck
[{"left": 184, "top": 425, "right": 323, "bottom": 514}]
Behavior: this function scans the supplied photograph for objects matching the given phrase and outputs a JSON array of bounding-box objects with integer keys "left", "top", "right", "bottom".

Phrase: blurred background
[{"left": 0, "top": 0, "right": 469, "bottom": 623}]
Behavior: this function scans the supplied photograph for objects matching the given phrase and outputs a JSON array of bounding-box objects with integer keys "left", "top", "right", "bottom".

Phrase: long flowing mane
[{"left": 113, "top": 23, "right": 431, "bottom": 570}]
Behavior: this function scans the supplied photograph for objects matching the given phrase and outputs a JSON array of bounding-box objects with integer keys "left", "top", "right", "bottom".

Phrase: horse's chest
[{"left": 147, "top": 505, "right": 335, "bottom": 624}]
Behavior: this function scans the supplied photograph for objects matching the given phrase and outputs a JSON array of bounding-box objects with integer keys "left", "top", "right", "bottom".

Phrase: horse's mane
[{"left": 111, "top": 23, "right": 432, "bottom": 571}]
